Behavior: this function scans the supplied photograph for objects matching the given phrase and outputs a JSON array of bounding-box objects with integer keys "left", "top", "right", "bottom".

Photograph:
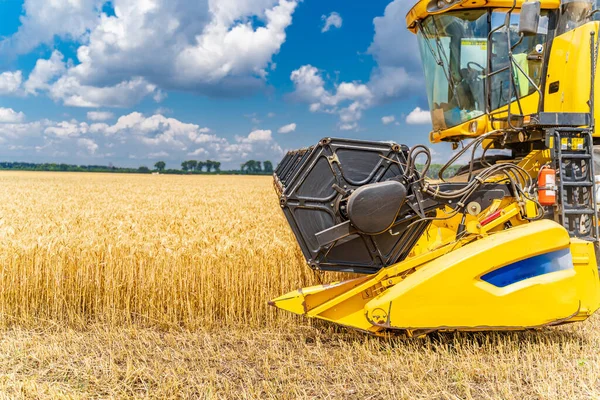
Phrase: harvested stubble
[
  {"left": 1, "top": 171, "right": 600, "bottom": 399},
  {"left": 0, "top": 171, "right": 335, "bottom": 329},
  {"left": 1, "top": 322, "right": 600, "bottom": 399}
]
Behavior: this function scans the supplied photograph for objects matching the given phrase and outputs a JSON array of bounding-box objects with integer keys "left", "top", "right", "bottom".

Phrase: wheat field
[
  {"left": 1, "top": 171, "right": 600, "bottom": 399},
  {"left": 0, "top": 171, "right": 327, "bottom": 329}
]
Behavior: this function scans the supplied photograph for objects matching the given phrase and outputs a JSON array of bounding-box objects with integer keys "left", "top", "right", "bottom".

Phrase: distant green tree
[
  {"left": 263, "top": 161, "right": 273, "bottom": 173},
  {"left": 206, "top": 160, "right": 214, "bottom": 173},
  {"left": 181, "top": 161, "right": 190, "bottom": 171},
  {"left": 188, "top": 160, "right": 198, "bottom": 171},
  {"left": 241, "top": 160, "right": 250, "bottom": 173},
  {"left": 138, "top": 166, "right": 150, "bottom": 173},
  {"left": 196, "top": 161, "right": 205, "bottom": 172},
  {"left": 154, "top": 161, "right": 166, "bottom": 172},
  {"left": 213, "top": 161, "right": 221, "bottom": 173},
  {"left": 242, "top": 160, "right": 262, "bottom": 173}
]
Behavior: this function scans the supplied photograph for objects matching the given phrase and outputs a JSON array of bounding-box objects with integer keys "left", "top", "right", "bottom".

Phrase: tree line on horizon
[
  {"left": 152, "top": 159, "right": 273, "bottom": 174},
  {"left": 0, "top": 159, "right": 276, "bottom": 175},
  {"left": 177, "top": 160, "right": 222, "bottom": 173},
  {"left": 0, "top": 160, "right": 464, "bottom": 178}
]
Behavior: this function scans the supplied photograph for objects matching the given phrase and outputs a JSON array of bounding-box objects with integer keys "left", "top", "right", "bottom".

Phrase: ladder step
[
  {"left": 556, "top": 127, "right": 589, "bottom": 132},
  {"left": 554, "top": 128, "right": 599, "bottom": 241},
  {"left": 560, "top": 154, "right": 592, "bottom": 160},
  {"left": 564, "top": 209, "right": 596, "bottom": 215},
  {"left": 562, "top": 182, "right": 594, "bottom": 187}
]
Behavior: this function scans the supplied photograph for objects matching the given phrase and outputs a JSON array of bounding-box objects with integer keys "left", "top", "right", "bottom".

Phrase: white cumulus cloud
[
  {"left": 290, "top": 0, "right": 423, "bottom": 129},
  {"left": 290, "top": 65, "right": 373, "bottom": 130},
  {"left": 406, "top": 107, "right": 432, "bottom": 125},
  {"left": 45, "top": 121, "right": 90, "bottom": 138},
  {"left": 1, "top": 0, "right": 103, "bottom": 55},
  {"left": 0, "top": 0, "right": 299, "bottom": 107},
  {"left": 321, "top": 12, "right": 342, "bottom": 33},
  {"left": 87, "top": 111, "right": 114, "bottom": 121},
  {"left": 49, "top": 75, "right": 157, "bottom": 108},
  {"left": 77, "top": 138, "right": 99, "bottom": 155},
  {"left": 239, "top": 129, "right": 272, "bottom": 143},
  {"left": 278, "top": 123, "right": 296, "bottom": 134},
  {"left": 0, "top": 108, "right": 25, "bottom": 123},
  {"left": 381, "top": 115, "right": 395, "bottom": 125},
  {"left": 24, "top": 50, "right": 66, "bottom": 95},
  {"left": 0, "top": 71, "right": 23, "bottom": 95},
  {"left": 188, "top": 148, "right": 208, "bottom": 156},
  {"left": 0, "top": 112, "right": 284, "bottom": 168}
]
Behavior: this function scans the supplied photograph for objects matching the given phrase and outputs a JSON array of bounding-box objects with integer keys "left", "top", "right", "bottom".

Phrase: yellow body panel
[
  {"left": 271, "top": 220, "right": 600, "bottom": 335},
  {"left": 544, "top": 21, "right": 600, "bottom": 137},
  {"left": 366, "top": 221, "right": 600, "bottom": 330},
  {"left": 429, "top": 93, "right": 541, "bottom": 143}
]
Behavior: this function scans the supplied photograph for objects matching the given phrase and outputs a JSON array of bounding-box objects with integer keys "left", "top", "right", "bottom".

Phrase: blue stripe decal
[{"left": 481, "top": 249, "right": 573, "bottom": 288}]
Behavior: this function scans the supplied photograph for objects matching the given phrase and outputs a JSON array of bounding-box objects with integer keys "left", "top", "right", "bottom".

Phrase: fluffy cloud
[
  {"left": 406, "top": 107, "right": 431, "bottom": 125},
  {"left": 0, "top": 71, "right": 23, "bottom": 95},
  {"left": 87, "top": 111, "right": 114, "bottom": 121},
  {"left": 381, "top": 115, "right": 395, "bottom": 125},
  {"left": 0, "top": 111, "right": 284, "bottom": 167},
  {"left": 239, "top": 129, "right": 272, "bottom": 143},
  {"left": 190, "top": 133, "right": 222, "bottom": 144},
  {"left": 278, "top": 123, "right": 296, "bottom": 134},
  {"left": 188, "top": 148, "right": 208, "bottom": 156},
  {"left": 368, "top": 1, "right": 421, "bottom": 71},
  {"left": 78, "top": 138, "right": 99, "bottom": 155},
  {"left": 0, "top": 108, "right": 25, "bottom": 123},
  {"left": 0, "top": 120, "right": 50, "bottom": 141},
  {"left": 367, "top": 0, "right": 423, "bottom": 102},
  {"left": 0, "top": 0, "right": 299, "bottom": 106},
  {"left": 24, "top": 50, "right": 66, "bottom": 95},
  {"left": 1, "top": 0, "right": 103, "bottom": 55},
  {"left": 290, "top": 65, "right": 374, "bottom": 130},
  {"left": 49, "top": 75, "right": 157, "bottom": 108},
  {"left": 0, "top": 0, "right": 298, "bottom": 107},
  {"left": 290, "top": 0, "right": 422, "bottom": 129},
  {"left": 174, "top": 0, "right": 297, "bottom": 88},
  {"left": 45, "top": 121, "right": 91, "bottom": 138},
  {"left": 321, "top": 12, "right": 342, "bottom": 33}
]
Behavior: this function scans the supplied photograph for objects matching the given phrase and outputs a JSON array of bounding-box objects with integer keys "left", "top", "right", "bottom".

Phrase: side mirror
[{"left": 519, "top": 1, "right": 541, "bottom": 35}]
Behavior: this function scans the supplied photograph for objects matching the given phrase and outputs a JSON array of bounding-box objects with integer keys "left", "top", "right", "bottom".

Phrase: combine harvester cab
[{"left": 270, "top": 0, "right": 600, "bottom": 336}]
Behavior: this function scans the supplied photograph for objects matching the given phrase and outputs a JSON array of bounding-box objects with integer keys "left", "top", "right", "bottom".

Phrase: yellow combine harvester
[{"left": 271, "top": 0, "right": 600, "bottom": 336}]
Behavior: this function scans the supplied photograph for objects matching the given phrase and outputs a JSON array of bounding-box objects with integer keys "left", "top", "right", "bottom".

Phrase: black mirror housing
[{"left": 519, "top": 1, "right": 541, "bottom": 35}]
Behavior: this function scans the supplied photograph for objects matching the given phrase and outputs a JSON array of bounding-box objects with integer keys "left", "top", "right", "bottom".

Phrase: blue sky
[{"left": 0, "top": 0, "right": 442, "bottom": 169}]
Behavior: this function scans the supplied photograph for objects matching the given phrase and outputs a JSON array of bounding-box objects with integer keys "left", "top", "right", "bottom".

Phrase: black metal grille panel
[{"left": 274, "top": 137, "right": 429, "bottom": 274}]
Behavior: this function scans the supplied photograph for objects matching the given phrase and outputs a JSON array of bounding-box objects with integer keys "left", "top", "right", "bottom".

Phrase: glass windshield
[
  {"left": 490, "top": 11, "right": 549, "bottom": 111},
  {"left": 417, "top": 9, "right": 549, "bottom": 130},
  {"left": 418, "top": 10, "right": 488, "bottom": 130}
]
